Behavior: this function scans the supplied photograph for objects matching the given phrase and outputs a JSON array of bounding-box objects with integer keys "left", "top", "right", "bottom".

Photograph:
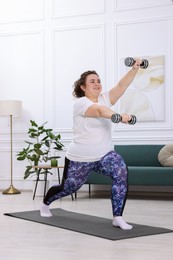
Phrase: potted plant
[{"left": 17, "top": 120, "right": 64, "bottom": 180}]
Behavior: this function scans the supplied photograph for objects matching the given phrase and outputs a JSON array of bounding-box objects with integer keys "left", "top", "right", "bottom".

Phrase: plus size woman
[{"left": 40, "top": 59, "right": 142, "bottom": 230}]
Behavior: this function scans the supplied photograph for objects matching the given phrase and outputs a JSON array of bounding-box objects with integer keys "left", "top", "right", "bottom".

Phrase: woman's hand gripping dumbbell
[
  {"left": 124, "top": 57, "right": 149, "bottom": 69},
  {"left": 111, "top": 113, "right": 137, "bottom": 125}
]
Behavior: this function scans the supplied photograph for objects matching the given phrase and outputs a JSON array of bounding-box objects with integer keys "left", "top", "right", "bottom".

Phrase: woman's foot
[
  {"left": 112, "top": 216, "right": 133, "bottom": 230},
  {"left": 40, "top": 202, "right": 53, "bottom": 217}
]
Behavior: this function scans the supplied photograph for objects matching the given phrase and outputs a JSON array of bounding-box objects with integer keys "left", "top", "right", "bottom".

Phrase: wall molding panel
[
  {"left": 52, "top": 0, "right": 105, "bottom": 19},
  {"left": 52, "top": 24, "right": 106, "bottom": 131},
  {"left": 114, "top": 0, "right": 172, "bottom": 11},
  {"left": 112, "top": 136, "right": 173, "bottom": 144},
  {"left": 0, "top": 0, "right": 44, "bottom": 24},
  {"left": 113, "top": 17, "right": 172, "bottom": 132},
  {"left": 0, "top": 30, "right": 46, "bottom": 130}
]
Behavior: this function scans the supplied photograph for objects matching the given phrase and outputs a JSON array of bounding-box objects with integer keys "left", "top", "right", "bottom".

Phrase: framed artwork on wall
[{"left": 119, "top": 55, "right": 165, "bottom": 122}]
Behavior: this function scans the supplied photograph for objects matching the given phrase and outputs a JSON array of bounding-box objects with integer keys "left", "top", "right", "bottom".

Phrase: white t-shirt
[{"left": 66, "top": 92, "right": 114, "bottom": 162}]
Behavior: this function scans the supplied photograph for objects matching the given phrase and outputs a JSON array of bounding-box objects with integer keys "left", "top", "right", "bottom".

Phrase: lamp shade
[{"left": 0, "top": 100, "right": 22, "bottom": 117}]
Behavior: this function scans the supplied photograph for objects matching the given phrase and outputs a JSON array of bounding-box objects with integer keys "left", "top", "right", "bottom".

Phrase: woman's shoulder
[{"left": 73, "top": 97, "right": 94, "bottom": 116}]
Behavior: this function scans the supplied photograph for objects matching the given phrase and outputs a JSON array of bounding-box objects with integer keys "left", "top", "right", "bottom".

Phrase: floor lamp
[{"left": 0, "top": 100, "right": 22, "bottom": 194}]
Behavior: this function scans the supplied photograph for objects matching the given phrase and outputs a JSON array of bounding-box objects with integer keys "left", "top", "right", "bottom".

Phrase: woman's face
[{"left": 80, "top": 74, "right": 102, "bottom": 99}]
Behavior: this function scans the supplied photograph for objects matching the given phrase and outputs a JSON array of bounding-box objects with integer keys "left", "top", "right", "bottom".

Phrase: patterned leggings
[{"left": 43, "top": 150, "right": 128, "bottom": 216}]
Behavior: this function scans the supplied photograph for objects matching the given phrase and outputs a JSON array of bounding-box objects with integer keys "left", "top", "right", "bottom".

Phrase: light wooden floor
[{"left": 0, "top": 190, "right": 173, "bottom": 260}]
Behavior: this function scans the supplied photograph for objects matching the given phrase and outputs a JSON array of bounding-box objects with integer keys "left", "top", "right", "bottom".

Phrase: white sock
[
  {"left": 40, "top": 202, "right": 53, "bottom": 217},
  {"left": 112, "top": 216, "right": 133, "bottom": 230}
]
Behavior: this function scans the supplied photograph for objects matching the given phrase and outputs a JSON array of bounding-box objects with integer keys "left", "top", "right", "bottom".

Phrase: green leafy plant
[{"left": 17, "top": 120, "right": 64, "bottom": 179}]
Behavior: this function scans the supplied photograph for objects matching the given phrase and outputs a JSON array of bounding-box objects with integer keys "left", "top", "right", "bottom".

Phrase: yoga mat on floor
[{"left": 4, "top": 208, "right": 173, "bottom": 241}]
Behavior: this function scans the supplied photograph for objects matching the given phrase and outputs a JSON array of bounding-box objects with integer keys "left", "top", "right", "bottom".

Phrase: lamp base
[{"left": 2, "top": 185, "right": 21, "bottom": 195}]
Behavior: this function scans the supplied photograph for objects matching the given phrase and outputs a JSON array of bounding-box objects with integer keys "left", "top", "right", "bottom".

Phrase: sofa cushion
[
  {"left": 115, "top": 145, "right": 164, "bottom": 166},
  {"left": 158, "top": 144, "right": 173, "bottom": 166}
]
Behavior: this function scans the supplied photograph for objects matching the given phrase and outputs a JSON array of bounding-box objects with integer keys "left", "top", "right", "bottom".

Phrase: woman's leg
[
  {"left": 40, "top": 157, "right": 94, "bottom": 217},
  {"left": 95, "top": 151, "right": 132, "bottom": 229}
]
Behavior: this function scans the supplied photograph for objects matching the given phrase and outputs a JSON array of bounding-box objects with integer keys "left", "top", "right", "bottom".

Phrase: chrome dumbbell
[
  {"left": 111, "top": 114, "right": 137, "bottom": 125},
  {"left": 124, "top": 57, "right": 149, "bottom": 69}
]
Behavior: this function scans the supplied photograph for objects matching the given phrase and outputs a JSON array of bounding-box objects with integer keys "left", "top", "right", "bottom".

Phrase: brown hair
[{"left": 72, "top": 70, "right": 98, "bottom": 98}]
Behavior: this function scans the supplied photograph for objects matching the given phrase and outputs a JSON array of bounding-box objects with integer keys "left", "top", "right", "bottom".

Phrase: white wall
[{"left": 0, "top": 0, "right": 173, "bottom": 190}]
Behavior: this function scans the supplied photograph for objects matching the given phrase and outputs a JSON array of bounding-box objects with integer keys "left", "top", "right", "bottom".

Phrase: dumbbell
[
  {"left": 124, "top": 57, "right": 149, "bottom": 69},
  {"left": 111, "top": 114, "right": 137, "bottom": 125}
]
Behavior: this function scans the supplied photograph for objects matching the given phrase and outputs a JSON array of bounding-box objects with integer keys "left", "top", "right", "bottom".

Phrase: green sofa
[{"left": 84, "top": 144, "right": 173, "bottom": 194}]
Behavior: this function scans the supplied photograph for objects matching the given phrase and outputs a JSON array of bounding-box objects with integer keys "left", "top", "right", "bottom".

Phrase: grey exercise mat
[{"left": 4, "top": 208, "right": 173, "bottom": 240}]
